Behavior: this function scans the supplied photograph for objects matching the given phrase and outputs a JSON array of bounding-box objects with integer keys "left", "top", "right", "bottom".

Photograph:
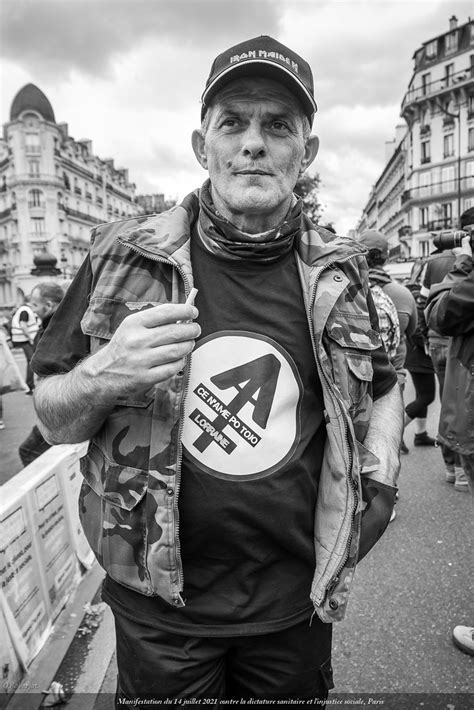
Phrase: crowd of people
[
  {"left": 358, "top": 212, "right": 473, "bottom": 658},
  {"left": 0, "top": 281, "right": 66, "bottom": 452},
  {"left": 0, "top": 33, "right": 471, "bottom": 704}
]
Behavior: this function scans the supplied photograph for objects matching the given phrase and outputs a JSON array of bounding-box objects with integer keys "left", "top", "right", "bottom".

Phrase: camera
[{"left": 432, "top": 225, "right": 474, "bottom": 251}]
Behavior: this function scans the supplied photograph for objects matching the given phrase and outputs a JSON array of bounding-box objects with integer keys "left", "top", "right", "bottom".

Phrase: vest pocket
[{"left": 79, "top": 442, "right": 152, "bottom": 592}]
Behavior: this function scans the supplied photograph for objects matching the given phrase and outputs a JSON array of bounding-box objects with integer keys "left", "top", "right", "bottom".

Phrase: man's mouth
[{"left": 235, "top": 170, "right": 272, "bottom": 176}]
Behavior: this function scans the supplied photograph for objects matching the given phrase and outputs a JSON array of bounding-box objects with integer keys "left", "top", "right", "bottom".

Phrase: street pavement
[
  {"left": 331, "top": 391, "right": 473, "bottom": 704},
  {"left": 3, "top": 376, "right": 473, "bottom": 708},
  {"left": 0, "top": 350, "right": 38, "bottom": 485}
]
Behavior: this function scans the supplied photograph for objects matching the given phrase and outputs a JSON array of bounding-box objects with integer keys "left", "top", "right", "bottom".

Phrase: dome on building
[{"left": 10, "top": 84, "right": 55, "bottom": 123}]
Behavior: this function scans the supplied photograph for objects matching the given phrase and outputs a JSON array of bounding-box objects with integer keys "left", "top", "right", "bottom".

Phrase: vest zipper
[
  {"left": 119, "top": 238, "right": 191, "bottom": 602},
  {"left": 303, "top": 256, "right": 359, "bottom": 606}
]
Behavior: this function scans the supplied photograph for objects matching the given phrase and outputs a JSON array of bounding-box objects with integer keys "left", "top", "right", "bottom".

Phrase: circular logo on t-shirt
[{"left": 182, "top": 331, "right": 302, "bottom": 480}]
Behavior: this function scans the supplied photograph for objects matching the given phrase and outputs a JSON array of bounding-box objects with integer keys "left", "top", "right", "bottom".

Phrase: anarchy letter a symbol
[{"left": 193, "top": 354, "right": 281, "bottom": 453}]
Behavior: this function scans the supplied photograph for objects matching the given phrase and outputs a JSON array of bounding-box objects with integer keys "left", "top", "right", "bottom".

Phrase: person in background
[
  {"left": 18, "top": 281, "right": 65, "bottom": 466},
  {"left": 0, "top": 315, "right": 12, "bottom": 430},
  {"left": 358, "top": 231, "right": 418, "bottom": 449},
  {"left": 31, "top": 36, "right": 403, "bottom": 703},
  {"left": 425, "top": 207, "right": 474, "bottom": 656},
  {"left": 11, "top": 296, "right": 40, "bottom": 395},
  {"left": 403, "top": 281, "right": 437, "bottom": 448},
  {"left": 419, "top": 245, "right": 467, "bottom": 491}
]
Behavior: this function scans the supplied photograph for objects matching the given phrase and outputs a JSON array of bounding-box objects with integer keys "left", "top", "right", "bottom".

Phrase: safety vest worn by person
[{"left": 11, "top": 305, "right": 39, "bottom": 344}]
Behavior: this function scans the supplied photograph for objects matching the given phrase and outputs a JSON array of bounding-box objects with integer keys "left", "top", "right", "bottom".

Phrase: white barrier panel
[
  {"left": 0, "top": 442, "right": 91, "bottom": 700},
  {"left": 0, "top": 492, "right": 52, "bottom": 664},
  {"left": 58, "top": 444, "right": 95, "bottom": 571},
  {"left": 0, "top": 591, "right": 27, "bottom": 696}
]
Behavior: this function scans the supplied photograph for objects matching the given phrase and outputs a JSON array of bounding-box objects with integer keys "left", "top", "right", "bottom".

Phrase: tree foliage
[{"left": 294, "top": 172, "right": 322, "bottom": 224}]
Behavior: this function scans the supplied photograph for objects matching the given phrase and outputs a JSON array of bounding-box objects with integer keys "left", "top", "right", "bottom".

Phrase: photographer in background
[{"left": 425, "top": 207, "right": 474, "bottom": 657}]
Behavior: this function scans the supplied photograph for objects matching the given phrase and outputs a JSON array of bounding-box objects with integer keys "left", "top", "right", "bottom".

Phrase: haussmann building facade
[
  {"left": 0, "top": 83, "right": 168, "bottom": 315},
  {"left": 357, "top": 15, "right": 474, "bottom": 274}
]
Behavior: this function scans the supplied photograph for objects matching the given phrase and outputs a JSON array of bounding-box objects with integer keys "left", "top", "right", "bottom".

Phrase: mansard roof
[{"left": 10, "top": 83, "right": 55, "bottom": 123}]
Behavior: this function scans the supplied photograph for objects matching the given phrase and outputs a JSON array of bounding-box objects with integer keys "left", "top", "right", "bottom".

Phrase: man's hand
[
  {"left": 85, "top": 303, "right": 201, "bottom": 402},
  {"left": 34, "top": 302, "right": 201, "bottom": 444},
  {"left": 453, "top": 235, "right": 473, "bottom": 258}
]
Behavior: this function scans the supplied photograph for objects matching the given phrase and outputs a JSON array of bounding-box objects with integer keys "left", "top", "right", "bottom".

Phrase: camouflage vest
[{"left": 79, "top": 193, "right": 393, "bottom": 624}]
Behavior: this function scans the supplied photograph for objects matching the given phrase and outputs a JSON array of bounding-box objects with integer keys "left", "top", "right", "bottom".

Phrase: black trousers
[
  {"left": 19, "top": 424, "right": 51, "bottom": 466},
  {"left": 14, "top": 341, "right": 35, "bottom": 391},
  {"left": 110, "top": 602, "right": 333, "bottom": 707}
]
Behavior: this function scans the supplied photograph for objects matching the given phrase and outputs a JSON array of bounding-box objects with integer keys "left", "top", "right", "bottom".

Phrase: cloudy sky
[{"left": 1, "top": 0, "right": 472, "bottom": 234}]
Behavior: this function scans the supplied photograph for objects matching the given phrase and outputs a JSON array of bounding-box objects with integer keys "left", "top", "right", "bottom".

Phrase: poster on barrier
[
  {"left": 0, "top": 500, "right": 51, "bottom": 663},
  {"left": 28, "top": 470, "right": 80, "bottom": 620},
  {"left": 0, "top": 590, "right": 27, "bottom": 702}
]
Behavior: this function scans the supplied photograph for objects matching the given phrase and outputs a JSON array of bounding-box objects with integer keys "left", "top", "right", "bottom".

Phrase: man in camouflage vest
[{"left": 32, "top": 36, "right": 403, "bottom": 706}]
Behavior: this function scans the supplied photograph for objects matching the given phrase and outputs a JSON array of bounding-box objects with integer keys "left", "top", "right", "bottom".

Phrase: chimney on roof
[{"left": 449, "top": 15, "right": 458, "bottom": 30}]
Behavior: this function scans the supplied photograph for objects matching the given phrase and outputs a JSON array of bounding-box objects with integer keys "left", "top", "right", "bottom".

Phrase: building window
[
  {"left": 28, "top": 189, "right": 43, "bottom": 207},
  {"left": 444, "top": 63, "right": 454, "bottom": 86},
  {"left": 421, "top": 73, "right": 431, "bottom": 95},
  {"left": 443, "top": 133, "right": 454, "bottom": 157},
  {"left": 28, "top": 160, "right": 40, "bottom": 177},
  {"left": 421, "top": 140, "right": 431, "bottom": 163},
  {"left": 440, "top": 202, "right": 452, "bottom": 228},
  {"left": 25, "top": 133, "right": 41, "bottom": 153},
  {"left": 31, "top": 217, "right": 45, "bottom": 235},
  {"left": 465, "top": 161, "right": 474, "bottom": 189},
  {"left": 420, "top": 241, "right": 431, "bottom": 257},
  {"left": 419, "top": 206, "right": 429, "bottom": 228},
  {"left": 469, "top": 127, "right": 474, "bottom": 152},
  {"left": 425, "top": 40, "right": 437, "bottom": 60},
  {"left": 445, "top": 31, "right": 458, "bottom": 54},
  {"left": 468, "top": 95, "right": 474, "bottom": 118},
  {"left": 442, "top": 166, "right": 455, "bottom": 192}
]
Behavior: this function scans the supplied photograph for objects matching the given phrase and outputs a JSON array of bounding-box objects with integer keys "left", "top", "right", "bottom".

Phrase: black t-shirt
[{"left": 32, "top": 236, "right": 397, "bottom": 637}]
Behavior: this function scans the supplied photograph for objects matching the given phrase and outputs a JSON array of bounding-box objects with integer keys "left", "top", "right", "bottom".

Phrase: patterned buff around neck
[{"left": 198, "top": 180, "right": 303, "bottom": 262}]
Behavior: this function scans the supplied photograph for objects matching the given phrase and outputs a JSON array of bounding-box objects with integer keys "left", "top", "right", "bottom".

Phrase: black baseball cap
[
  {"left": 201, "top": 35, "right": 317, "bottom": 124},
  {"left": 359, "top": 230, "right": 390, "bottom": 259}
]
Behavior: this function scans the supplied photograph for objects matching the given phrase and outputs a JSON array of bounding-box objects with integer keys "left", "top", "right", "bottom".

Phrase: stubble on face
[{"left": 199, "top": 77, "right": 312, "bottom": 233}]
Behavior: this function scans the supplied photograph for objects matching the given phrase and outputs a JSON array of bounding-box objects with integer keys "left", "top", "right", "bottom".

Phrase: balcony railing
[
  {"left": 426, "top": 218, "right": 454, "bottom": 231},
  {"left": 63, "top": 205, "right": 103, "bottom": 225},
  {"left": 28, "top": 202, "right": 46, "bottom": 209},
  {"left": 421, "top": 156, "right": 431, "bottom": 164},
  {"left": 443, "top": 116, "right": 455, "bottom": 127},
  {"left": 400, "top": 176, "right": 473, "bottom": 202},
  {"left": 0, "top": 207, "right": 11, "bottom": 220},
  {"left": 25, "top": 145, "right": 41, "bottom": 154},
  {"left": 402, "top": 66, "right": 473, "bottom": 111},
  {"left": 420, "top": 124, "right": 431, "bottom": 135}
]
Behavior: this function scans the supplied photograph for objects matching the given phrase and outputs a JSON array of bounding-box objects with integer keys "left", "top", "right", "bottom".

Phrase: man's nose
[{"left": 241, "top": 124, "right": 266, "bottom": 159}]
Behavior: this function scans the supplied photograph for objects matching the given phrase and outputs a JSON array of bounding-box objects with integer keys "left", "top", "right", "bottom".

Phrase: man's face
[
  {"left": 30, "top": 289, "right": 51, "bottom": 321},
  {"left": 192, "top": 76, "right": 318, "bottom": 232}
]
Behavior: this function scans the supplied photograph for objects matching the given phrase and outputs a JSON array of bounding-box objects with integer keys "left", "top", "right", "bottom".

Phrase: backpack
[{"left": 370, "top": 284, "right": 400, "bottom": 361}]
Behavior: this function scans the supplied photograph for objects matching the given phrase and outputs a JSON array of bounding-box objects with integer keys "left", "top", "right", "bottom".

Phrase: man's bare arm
[
  {"left": 363, "top": 383, "right": 403, "bottom": 487},
  {"left": 34, "top": 302, "right": 201, "bottom": 444}
]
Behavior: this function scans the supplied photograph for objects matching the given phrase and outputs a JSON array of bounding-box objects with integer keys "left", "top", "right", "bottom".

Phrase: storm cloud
[{"left": 1, "top": 0, "right": 283, "bottom": 78}]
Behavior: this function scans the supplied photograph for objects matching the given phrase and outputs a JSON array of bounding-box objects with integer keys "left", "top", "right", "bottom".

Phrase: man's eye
[
  {"left": 221, "top": 118, "right": 239, "bottom": 128},
  {"left": 272, "top": 121, "right": 290, "bottom": 132}
]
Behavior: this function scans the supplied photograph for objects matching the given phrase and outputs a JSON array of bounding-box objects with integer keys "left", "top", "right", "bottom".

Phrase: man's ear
[
  {"left": 192, "top": 129, "right": 208, "bottom": 169},
  {"left": 299, "top": 135, "right": 319, "bottom": 175}
]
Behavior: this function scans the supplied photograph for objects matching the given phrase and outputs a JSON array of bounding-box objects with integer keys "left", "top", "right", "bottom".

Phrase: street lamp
[{"left": 60, "top": 250, "right": 68, "bottom": 280}]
